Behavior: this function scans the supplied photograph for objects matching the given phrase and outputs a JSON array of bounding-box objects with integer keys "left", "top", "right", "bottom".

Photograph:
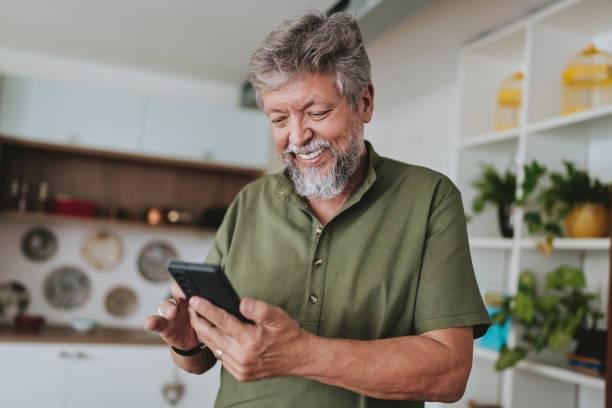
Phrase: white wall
[
  {"left": 0, "top": 219, "right": 215, "bottom": 329},
  {"left": 367, "top": 81, "right": 456, "bottom": 176}
]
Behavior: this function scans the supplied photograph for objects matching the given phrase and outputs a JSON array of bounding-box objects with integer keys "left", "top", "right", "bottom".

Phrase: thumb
[{"left": 240, "top": 297, "right": 281, "bottom": 325}]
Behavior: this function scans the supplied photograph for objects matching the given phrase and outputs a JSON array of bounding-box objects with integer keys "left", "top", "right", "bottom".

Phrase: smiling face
[{"left": 262, "top": 73, "right": 373, "bottom": 199}]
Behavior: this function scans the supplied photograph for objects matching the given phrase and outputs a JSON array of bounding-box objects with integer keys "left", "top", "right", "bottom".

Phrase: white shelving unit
[{"left": 452, "top": 1, "right": 612, "bottom": 407}]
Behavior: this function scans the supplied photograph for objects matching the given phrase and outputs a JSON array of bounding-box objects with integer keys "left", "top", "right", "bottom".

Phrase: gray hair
[{"left": 248, "top": 11, "right": 371, "bottom": 110}]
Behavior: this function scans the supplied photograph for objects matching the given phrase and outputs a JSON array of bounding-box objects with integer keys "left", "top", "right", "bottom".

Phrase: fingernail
[{"left": 241, "top": 298, "right": 252, "bottom": 314}]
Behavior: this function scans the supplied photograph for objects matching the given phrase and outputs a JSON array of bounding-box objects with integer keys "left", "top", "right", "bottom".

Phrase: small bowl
[{"left": 70, "top": 317, "right": 97, "bottom": 333}]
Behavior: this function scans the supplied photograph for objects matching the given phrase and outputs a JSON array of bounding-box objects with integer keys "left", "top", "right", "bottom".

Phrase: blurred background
[{"left": 0, "top": 0, "right": 610, "bottom": 407}]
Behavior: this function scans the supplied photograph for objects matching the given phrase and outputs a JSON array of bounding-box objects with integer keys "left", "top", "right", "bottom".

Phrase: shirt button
[
  {"left": 314, "top": 259, "right": 323, "bottom": 267},
  {"left": 309, "top": 295, "right": 319, "bottom": 304},
  {"left": 315, "top": 226, "right": 323, "bottom": 235}
]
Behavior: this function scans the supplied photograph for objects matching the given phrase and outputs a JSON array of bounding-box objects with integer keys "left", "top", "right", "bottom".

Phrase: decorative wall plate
[
  {"left": 137, "top": 241, "right": 178, "bottom": 283},
  {"left": 81, "top": 230, "right": 124, "bottom": 271},
  {"left": 44, "top": 266, "right": 91, "bottom": 310},
  {"left": 105, "top": 286, "right": 138, "bottom": 317},
  {"left": 21, "top": 227, "right": 57, "bottom": 262},
  {"left": 0, "top": 280, "right": 30, "bottom": 318}
]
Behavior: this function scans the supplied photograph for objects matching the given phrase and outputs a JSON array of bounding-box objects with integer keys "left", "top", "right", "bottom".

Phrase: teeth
[{"left": 298, "top": 148, "right": 323, "bottom": 160}]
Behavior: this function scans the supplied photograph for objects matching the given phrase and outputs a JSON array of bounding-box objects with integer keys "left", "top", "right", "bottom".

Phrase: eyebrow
[{"left": 267, "top": 97, "right": 334, "bottom": 114}]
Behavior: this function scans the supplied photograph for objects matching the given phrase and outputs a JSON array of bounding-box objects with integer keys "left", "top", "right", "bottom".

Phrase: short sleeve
[{"left": 414, "top": 181, "right": 491, "bottom": 339}]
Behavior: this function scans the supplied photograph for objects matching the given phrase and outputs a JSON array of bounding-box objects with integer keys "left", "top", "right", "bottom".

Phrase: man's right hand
[{"left": 144, "top": 282, "right": 201, "bottom": 351}]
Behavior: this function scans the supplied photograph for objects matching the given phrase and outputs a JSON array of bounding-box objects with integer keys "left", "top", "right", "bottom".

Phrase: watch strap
[{"left": 171, "top": 342, "right": 206, "bottom": 356}]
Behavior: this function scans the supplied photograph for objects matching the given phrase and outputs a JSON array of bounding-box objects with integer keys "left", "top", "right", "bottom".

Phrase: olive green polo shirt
[{"left": 205, "top": 141, "right": 490, "bottom": 408}]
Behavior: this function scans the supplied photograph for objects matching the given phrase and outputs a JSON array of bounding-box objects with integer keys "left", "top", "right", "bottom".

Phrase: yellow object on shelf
[
  {"left": 495, "top": 71, "right": 523, "bottom": 131},
  {"left": 562, "top": 44, "right": 612, "bottom": 115}
]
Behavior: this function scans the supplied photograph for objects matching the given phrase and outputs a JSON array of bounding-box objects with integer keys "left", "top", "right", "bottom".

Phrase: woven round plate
[
  {"left": 44, "top": 266, "right": 91, "bottom": 310},
  {"left": 21, "top": 227, "right": 57, "bottom": 262},
  {"left": 105, "top": 286, "right": 138, "bottom": 317},
  {"left": 81, "top": 230, "right": 124, "bottom": 271},
  {"left": 137, "top": 241, "right": 178, "bottom": 283}
]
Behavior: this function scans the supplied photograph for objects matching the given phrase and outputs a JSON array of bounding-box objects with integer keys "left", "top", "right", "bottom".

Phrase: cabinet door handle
[
  {"left": 59, "top": 351, "right": 72, "bottom": 359},
  {"left": 75, "top": 351, "right": 88, "bottom": 359}
]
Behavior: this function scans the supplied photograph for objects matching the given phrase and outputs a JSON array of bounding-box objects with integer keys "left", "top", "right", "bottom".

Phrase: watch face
[
  {"left": 81, "top": 230, "right": 124, "bottom": 271},
  {"left": 44, "top": 266, "right": 91, "bottom": 310},
  {"left": 138, "top": 241, "right": 178, "bottom": 283},
  {"left": 22, "top": 227, "right": 58, "bottom": 262},
  {"left": 105, "top": 286, "right": 138, "bottom": 317}
]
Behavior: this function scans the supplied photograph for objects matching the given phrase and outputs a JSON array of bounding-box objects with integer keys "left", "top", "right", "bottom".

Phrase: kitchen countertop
[{"left": 0, "top": 324, "right": 166, "bottom": 346}]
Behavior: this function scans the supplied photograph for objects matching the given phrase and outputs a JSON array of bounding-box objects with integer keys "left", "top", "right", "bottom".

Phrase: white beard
[{"left": 281, "top": 124, "right": 364, "bottom": 199}]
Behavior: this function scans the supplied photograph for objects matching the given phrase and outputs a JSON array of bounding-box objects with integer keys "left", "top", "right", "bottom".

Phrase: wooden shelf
[
  {"left": 458, "top": 128, "right": 520, "bottom": 148},
  {"left": 0, "top": 134, "right": 264, "bottom": 178},
  {"left": 0, "top": 210, "right": 217, "bottom": 236},
  {"left": 0, "top": 324, "right": 165, "bottom": 346},
  {"left": 521, "top": 237, "right": 610, "bottom": 251},
  {"left": 474, "top": 347, "right": 605, "bottom": 391}
]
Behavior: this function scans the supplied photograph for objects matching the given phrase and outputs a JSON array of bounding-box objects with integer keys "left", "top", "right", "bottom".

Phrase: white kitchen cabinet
[
  {"left": 0, "top": 76, "right": 64, "bottom": 144},
  {"left": 0, "top": 342, "right": 220, "bottom": 408},
  {"left": 0, "top": 74, "right": 270, "bottom": 168},
  {"left": 0, "top": 75, "right": 142, "bottom": 153},
  {"left": 64, "top": 345, "right": 170, "bottom": 408},
  {"left": 142, "top": 96, "right": 270, "bottom": 168},
  {"left": 0, "top": 343, "right": 69, "bottom": 408},
  {"left": 52, "top": 83, "right": 143, "bottom": 153}
]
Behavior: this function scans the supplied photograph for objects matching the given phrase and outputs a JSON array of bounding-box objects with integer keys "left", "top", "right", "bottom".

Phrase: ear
[{"left": 359, "top": 83, "right": 374, "bottom": 124}]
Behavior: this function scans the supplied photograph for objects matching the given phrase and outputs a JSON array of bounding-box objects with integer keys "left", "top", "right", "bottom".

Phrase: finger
[
  {"left": 158, "top": 300, "right": 178, "bottom": 320},
  {"left": 144, "top": 315, "right": 168, "bottom": 333},
  {"left": 170, "top": 282, "right": 186, "bottom": 299},
  {"left": 239, "top": 297, "right": 283, "bottom": 325},
  {"left": 188, "top": 307, "right": 233, "bottom": 351},
  {"left": 189, "top": 296, "right": 245, "bottom": 338},
  {"left": 216, "top": 353, "right": 253, "bottom": 382}
]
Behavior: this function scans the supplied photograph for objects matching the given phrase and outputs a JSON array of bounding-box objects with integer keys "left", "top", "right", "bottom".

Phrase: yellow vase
[{"left": 563, "top": 203, "right": 610, "bottom": 238}]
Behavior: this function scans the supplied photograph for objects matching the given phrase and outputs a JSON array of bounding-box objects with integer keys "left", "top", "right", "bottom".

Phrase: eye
[
  {"left": 308, "top": 110, "right": 331, "bottom": 119},
  {"left": 270, "top": 116, "right": 287, "bottom": 126}
]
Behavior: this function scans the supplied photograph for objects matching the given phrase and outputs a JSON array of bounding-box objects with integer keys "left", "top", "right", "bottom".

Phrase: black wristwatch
[{"left": 171, "top": 342, "right": 206, "bottom": 356}]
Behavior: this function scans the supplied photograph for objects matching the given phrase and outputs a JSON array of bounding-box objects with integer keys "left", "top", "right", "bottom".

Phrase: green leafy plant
[
  {"left": 471, "top": 160, "right": 546, "bottom": 214},
  {"left": 526, "top": 160, "right": 611, "bottom": 236},
  {"left": 492, "top": 265, "right": 603, "bottom": 371}
]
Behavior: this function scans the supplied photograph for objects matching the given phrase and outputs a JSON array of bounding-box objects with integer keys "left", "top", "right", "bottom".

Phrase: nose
[{"left": 288, "top": 116, "right": 312, "bottom": 147}]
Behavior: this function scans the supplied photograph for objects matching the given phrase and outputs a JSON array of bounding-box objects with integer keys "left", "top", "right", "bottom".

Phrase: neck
[{"left": 305, "top": 144, "right": 368, "bottom": 225}]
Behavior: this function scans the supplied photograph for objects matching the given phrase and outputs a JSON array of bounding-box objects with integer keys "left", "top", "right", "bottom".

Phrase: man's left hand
[{"left": 187, "top": 296, "right": 312, "bottom": 382}]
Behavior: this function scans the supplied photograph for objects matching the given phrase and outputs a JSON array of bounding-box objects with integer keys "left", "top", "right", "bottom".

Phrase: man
[{"left": 145, "top": 11, "right": 490, "bottom": 407}]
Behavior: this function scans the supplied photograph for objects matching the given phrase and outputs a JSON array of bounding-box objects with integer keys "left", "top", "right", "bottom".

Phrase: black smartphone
[{"left": 167, "top": 260, "right": 253, "bottom": 324}]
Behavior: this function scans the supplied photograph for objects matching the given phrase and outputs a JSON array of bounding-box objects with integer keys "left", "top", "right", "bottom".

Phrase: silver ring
[
  {"left": 214, "top": 349, "right": 223, "bottom": 360},
  {"left": 158, "top": 297, "right": 178, "bottom": 317}
]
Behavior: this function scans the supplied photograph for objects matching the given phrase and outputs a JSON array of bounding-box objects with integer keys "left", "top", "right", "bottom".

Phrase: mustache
[{"left": 283, "top": 139, "right": 333, "bottom": 155}]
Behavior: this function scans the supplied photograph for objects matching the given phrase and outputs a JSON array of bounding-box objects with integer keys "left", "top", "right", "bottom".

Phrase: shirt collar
[{"left": 274, "top": 140, "right": 379, "bottom": 212}]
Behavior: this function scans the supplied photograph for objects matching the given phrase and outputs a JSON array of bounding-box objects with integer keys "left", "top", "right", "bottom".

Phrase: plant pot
[
  {"left": 573, "top": 328, "right": 607, "bottom": 362},
  {"left": 497, "top": 202, "right": 514, "bottom": 238},
  {"left": 563, "top": 203, "right": 609, "bottom": 238},
  {"left": 569, "top": 328, "right": 607, "bottom": 375}
]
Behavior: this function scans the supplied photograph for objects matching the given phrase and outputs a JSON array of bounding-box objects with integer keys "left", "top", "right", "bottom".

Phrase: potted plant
[
  {"left": 471, "top": 161, "right": 546, "bottom": 238},
  {"left": 492, "top": 265, "right": 605, "bottom": 372},
  {"left": 531, "top": 160, "right": 611, "bottom": 238}
]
